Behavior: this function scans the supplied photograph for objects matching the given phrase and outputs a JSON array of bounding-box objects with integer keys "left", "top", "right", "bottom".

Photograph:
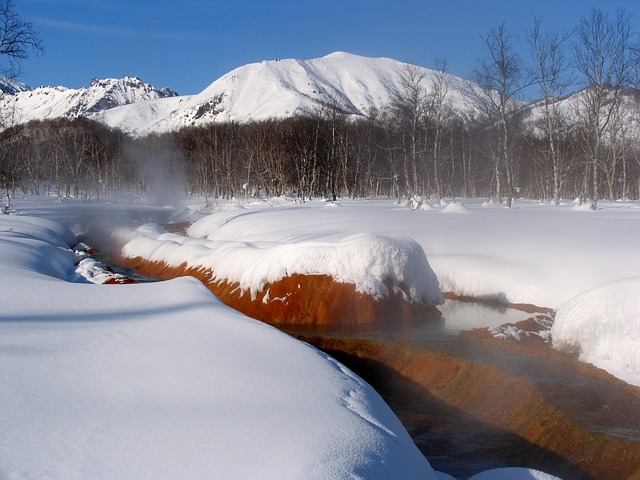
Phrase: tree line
[{"left": 1, "top": 8, "right": 639, "bottom": 208}]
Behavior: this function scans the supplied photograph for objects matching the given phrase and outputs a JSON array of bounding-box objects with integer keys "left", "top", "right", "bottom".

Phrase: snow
[
  {"left": 3, "top": 193, "right": 637, "bottom": 479},
  {"left": 119, "top": 225, "right": 444, "bottom": 305},
  {"left": 552, "top": 277, "right": 640, "bottom": 386},
  {"left": 0, "top": 212, "right": 437, "bottom": 479},
  {"left": 73, "top": 257, "right": 132, "bottom": 284},
  {"left": 92, "top": 52, "right": 478, "bottom": 135},
  {"left": 466, "top": 467, "right": 563, "bottom": 480},
  {"left": 5, "top": 51, "right": 640, "bottom": 141},
  {"left": 114, "top": 196, "right": 640, "bottom": 387},
  {"left": 441, "top": 201, "right": 473, "bottom": 214},
  {"left": 150, "top": 197, "right": 638, "bottom": 311},
  {"left": 0, "top": 76, "right": 176, "bottom": 127},
  {"left": 0, "top": 74, "right": 31, "bottom": 94},
  {"left": 525, "top": 88, "right": 640, "bottom": 143},
  {"left": 489, "top": 314, "right": 554, "bottom": 343},
  {"left": 434, "top": 472, "right": 458, "bottom": 480}
]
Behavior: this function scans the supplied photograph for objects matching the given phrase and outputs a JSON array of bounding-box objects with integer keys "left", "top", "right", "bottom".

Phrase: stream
[{"left": 280, "top": 300, "right": 640, "bottom": 480}]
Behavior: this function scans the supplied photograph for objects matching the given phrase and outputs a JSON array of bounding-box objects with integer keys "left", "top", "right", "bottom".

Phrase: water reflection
[
  {"left": 438, "top": 299, "right": 530, "bottom": 333},
  {"left": 283, "top": 299, "right": 531, "bottom": 346}
]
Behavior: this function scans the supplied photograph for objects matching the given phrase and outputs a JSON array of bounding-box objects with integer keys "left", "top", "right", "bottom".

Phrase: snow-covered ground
[
  {"left": 466, "top": 468, "right": 563, "bottom": 480},
  {"left": 2, "top": 193, "right": 636, "bottom": 479}
]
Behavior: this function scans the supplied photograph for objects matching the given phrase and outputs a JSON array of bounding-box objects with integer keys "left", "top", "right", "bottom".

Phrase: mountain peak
[{"left": 321, "top": 51, "right": 377, "bottom": 61}]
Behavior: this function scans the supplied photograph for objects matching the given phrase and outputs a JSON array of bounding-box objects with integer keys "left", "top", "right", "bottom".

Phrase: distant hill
[{"left": 522, "top": 86, "right": 640, "bottom": 140}]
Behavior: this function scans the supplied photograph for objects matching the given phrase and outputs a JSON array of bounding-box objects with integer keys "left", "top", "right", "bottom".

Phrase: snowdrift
[
  {"left": 116, "top": 222, "right": 444, "bottom": 326},
  {"left": 0, "top": 214, "right": 437, "bottom": 479},
  {"left": 552, "top": 277, "right": 640, "bottom": 387}
]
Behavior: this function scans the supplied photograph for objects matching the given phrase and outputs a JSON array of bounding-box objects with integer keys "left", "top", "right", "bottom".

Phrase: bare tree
[
  {"left": 390, "top": 63, "right": 427, "bottom": 198},
  {"left": 471, "top": 21, "right": 527, "bottom": 208},
  {"left": 527, "top": 16, "right": 574, "bottom": 204},
  {"left": 426, "top": 58, "right": 451, "bottom": 204},
  {"left": 0, "top": 0, "right": 42, "bottom": 78},
  {"left": 573, "top": 8, "right": 635, "bottom": 209},
  {"left": 0, "top": 0, "right": 42, "bottom": 208}
]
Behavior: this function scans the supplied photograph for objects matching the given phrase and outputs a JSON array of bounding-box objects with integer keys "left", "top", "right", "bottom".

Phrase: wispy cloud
[
  {"left": 23, "top": 0, "right": 124, "bottom": 9},
  {"left": 31, "top": 17, "right": 203, "bottom": 42}
]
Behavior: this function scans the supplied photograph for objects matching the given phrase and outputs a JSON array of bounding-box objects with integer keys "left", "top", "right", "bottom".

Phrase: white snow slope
[
  {"left": 0, "top": 75, "right": 31, "bottom": 94},
  {"left": 524, "top": 88, "right": 640, "bottom": 142},
  {"left": 92, "top": 52, "right": 478, "bottom": 135},
  {"left": 0, "top": 213, "right": 438, "bottom": 479}
]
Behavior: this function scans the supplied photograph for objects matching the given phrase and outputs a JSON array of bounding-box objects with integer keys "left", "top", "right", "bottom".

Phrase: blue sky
[{"left": 13, "top": 0, "right": 640, "bottom": 96}]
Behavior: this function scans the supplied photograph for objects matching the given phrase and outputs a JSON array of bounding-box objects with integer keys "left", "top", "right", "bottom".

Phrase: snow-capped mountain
[
  {"left": 0, "top": 76, "right": 177, "bottom": 126},
  {"left": 1, "top": 52, "right": 482, "bottom": 135},
  {"left": 4, "top": 52, "right": 640, "bottom": 137},
  {"left": 522, "top": 86, "right": 640, "bottom": 140},
  {"left": 94, "top": 52, "right": 478, "bottom": 135}
]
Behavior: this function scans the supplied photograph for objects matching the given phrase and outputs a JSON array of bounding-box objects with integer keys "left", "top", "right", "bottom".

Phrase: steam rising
[{"left": 122, "top": 135, "right": 186, "bottom": 206}]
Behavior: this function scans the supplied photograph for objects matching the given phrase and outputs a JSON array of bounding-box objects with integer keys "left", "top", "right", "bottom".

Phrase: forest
[{"left": 1, "top": 90, "right": 638, "bottom": 208}]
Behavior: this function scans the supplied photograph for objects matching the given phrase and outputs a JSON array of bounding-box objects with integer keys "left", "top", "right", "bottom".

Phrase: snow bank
[
  {"left": 0, "top": 215, "right": 437, "bottom": 479},
  {"left": 0, "top": 214, "right": 78, "bottom": 280},
  {"left": 434, "top": 472, "right": 457, "bottom": 480},
  {"left": 112, "top": 196, "right": 640, "bottom": 388},
  {"left": 120, "top": 223, "right": 444, "bottom": 305},
  {"left": 467, "top": 467, "right": 563, "bottom": 480},
  {"left": 552, "top": 277, "right": 640, "bottom": 386},
  {"left": 176, "top": 198, "right": 639, "bottom": 310}
]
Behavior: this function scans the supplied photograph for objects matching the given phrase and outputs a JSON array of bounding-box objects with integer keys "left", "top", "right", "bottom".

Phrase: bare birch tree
[
  {"left": 471, "top": 21, "right": 527, "bottom": 208},
  {"left": 573, "top": 8, "right": 635, "bottom": 209},
  {"left": 527, "top": 16, "right": 574, "bottom": 204},
  {"left": 426, "top": 58, "right": 451, "bottom": 204}
]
